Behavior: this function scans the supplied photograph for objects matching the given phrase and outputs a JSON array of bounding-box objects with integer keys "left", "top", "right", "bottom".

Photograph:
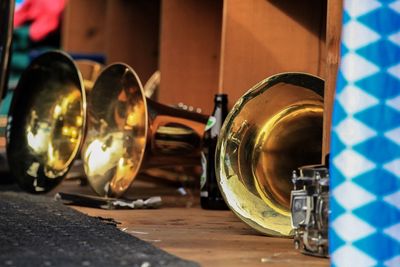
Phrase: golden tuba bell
[
  {"left": 6, "top": 51, "right": 87, "bottom": 193},
  {"left": 216, "top": 72, "right": 324, "bottom": 237},
  {"left": 81, "top": 63, "right": 209, "bottom": 197}
]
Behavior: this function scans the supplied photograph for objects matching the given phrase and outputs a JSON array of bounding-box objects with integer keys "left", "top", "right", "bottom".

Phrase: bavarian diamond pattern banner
[{"left": 330, "top": 0, "right": 400, "bottom": 266}]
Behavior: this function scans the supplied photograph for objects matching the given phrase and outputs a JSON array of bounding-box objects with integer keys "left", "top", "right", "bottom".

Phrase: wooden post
[{"left": 323, "top": 0, "right": 343, "bottom": 161}]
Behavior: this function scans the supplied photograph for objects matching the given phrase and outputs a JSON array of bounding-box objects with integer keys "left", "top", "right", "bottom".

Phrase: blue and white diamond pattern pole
[{"left": 330, "top": 0, "right": 400, "bottom": 266}]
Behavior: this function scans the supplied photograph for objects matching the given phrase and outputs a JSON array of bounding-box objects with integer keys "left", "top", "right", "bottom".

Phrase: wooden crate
[
  {"left": 59, "top": 1, "right": 342, "bottom": 265},
  {"left": 62, "top": 0, "right": 342, "bottom": 163}
]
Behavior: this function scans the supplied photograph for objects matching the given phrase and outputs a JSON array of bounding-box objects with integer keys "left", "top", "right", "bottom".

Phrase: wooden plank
[
  {"left": 159, "top": 0, "right": 223, "bottom": 114},
  {"left": 104, "top": 0, "right": 160, "bottom": 83},
  {"left": 61, "top": 0, "right": 107, "bottom": 54},
  {"left": 58, "top": 180, "right": 329, "bottom": 267},
  {"left": 219, "top": 0, "right": 326, "bottom": 105},
  {"left": 322, "top": 0, "right": 343, "bottom": 160},
  {"left": 74, "top": 206, "right": 329, "bottom": 267}
]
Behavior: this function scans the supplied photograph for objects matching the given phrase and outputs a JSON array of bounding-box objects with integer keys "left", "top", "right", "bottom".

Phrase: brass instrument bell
[
  {"left": 216, "top": 72, "right": 324, "bottom": 237},
  {"left": 81, "top": 63, "right": 209, "bottom": 197},
  {"left": 6, "top": 51, "right": 87, "bottom": 193}
]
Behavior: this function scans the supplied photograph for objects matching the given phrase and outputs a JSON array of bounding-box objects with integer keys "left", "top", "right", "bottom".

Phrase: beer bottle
[{"left": 200, "top": 94, "right": 229, "bottom": 210}]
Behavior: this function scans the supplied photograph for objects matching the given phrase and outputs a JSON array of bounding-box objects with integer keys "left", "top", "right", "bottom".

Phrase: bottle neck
[
  {"left": 214, "top": 94, "right": 228, "bottom": 105},
  {"left": 210, "top": 94, "right": 228, "bottom": 136}
]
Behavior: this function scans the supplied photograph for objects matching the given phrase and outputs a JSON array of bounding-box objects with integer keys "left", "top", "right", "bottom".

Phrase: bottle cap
[{"left": 214, "top": 93, "right": 228, "bottom": 103}]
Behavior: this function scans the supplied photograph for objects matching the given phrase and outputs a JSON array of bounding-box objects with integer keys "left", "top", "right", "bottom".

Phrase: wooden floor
[{"left": 55, "top": 179, "right": 330, "bottom": 267}]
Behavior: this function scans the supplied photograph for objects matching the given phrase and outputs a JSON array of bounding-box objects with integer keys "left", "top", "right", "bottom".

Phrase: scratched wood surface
[{"left": 56, "top": 179, "right": 329, "bottom": 267}]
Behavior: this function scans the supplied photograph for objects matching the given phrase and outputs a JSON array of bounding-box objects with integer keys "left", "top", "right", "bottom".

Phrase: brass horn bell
[
  {"left": 81, "top": 63, "right": 209, "bottom": 197},
  {"left": 6, "top": 51, "right": 88, "bottom": 193},
  {"left": 216, "top": 72, "right": 324, "bottom": 237}
]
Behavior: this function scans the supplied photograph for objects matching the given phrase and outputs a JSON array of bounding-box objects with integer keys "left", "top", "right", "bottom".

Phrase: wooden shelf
[
  {"left": 62, "top": 0, "right": 332, "bottom": 116},
  {"left": 62, "top": 0, "right": 160, "bottom": 83},
  {"left": 59, "top": 3, "right": 343, "bottom": 264}
]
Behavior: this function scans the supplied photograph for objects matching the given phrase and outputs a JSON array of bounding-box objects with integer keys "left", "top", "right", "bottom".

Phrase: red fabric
[{"left": 14, "top": 0, "right": 67, "bottom": 41}]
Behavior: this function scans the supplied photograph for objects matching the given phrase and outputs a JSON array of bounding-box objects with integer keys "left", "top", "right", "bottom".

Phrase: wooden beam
[{"left": 323, "top": 0, "right": 343, "bottom": 161}]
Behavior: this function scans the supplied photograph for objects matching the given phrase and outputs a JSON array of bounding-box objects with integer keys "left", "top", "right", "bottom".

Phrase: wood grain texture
[
  {"left": 219, "top": 0, "right": 326, "bottom": 105},
  {"left": 63, "top": 0, "right": 328, "bottom": 116},
  {"left": 104, "top": 0, "right": 160, "bottom": 83},
  {"left": 322, "top": 0, "right": 343, "bottom": 160},
  {"left": 74, "top": 207, "right": 329, "bottom": 267},
  {"left": 159, "top": 0, "right": 223, "bottom": 114},
  {"left": 61, "top": 0, "right": 107, "bottom": 54},
  {"left": 62, "top": 0, "right": 160, "bottom": 83},
  {"left": 58, "top": 180, "right": 329, "bottom": 267}
]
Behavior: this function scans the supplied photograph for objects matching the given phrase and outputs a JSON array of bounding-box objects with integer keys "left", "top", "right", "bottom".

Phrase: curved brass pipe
[{"left": 216, "top": 72, "right": 324, "bottom": 237}]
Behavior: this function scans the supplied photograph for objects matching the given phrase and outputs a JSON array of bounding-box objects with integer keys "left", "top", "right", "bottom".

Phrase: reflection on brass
[
  {"left": 216, "top": 72, "right": 324, "bottom": 237},
  {"left": 81, "top": 64, "right": 209, "bottom": 197},
  {"left": 6, "top": 51, "right": 86, "bottom": 193},
  {"left": 143, "top": 70, "right": 160, "bottom": 100},
  {"left": 75, "top": 59, "right": 103, "bottom": 92}
]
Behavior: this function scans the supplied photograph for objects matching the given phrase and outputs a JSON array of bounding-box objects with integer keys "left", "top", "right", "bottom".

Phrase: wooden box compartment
[
  {"left": 59, "top": 1, "right": 340, "bottom": 266},
  {"left": 62, "top": 0, "right": 329, "bottom": 115}
]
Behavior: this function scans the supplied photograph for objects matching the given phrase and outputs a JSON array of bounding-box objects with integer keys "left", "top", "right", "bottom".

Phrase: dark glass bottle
[{"left": 200, "top": 94, "right": 229, "bottom": 210}]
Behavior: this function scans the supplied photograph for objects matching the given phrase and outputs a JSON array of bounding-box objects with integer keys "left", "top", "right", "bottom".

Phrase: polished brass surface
[
  {"left": 216, "top": 72, "right": 324, "bottom": 237},
  {"left": 143, "top": 70, "right": 160, "bottom": 100},
  {"left": 7, "top": 51, "right": 86, "bottom": 193},
  {"left": 81, "top": 64, "right": 208, "bottom": 197},
  {"left": 75, "top": 60, "right": 103, "bottom": 92}
]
